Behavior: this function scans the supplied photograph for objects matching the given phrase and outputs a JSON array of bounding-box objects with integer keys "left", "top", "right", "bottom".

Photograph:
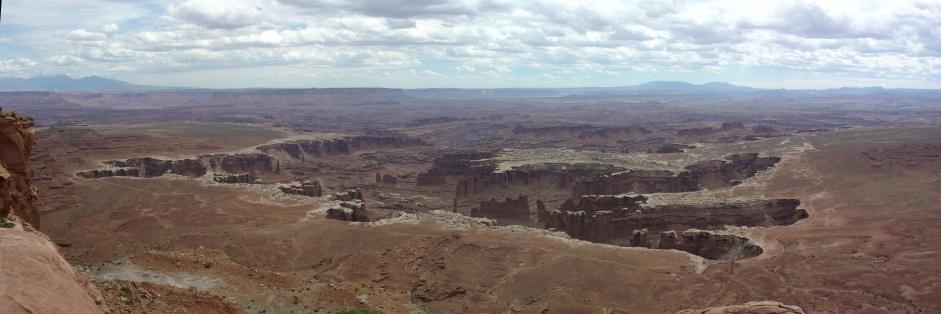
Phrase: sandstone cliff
[
  {"left": 78, "top": 153, "right": 279, "bottom": 179},
  {"left": 257, "top": 135, "right": 426, "bottom": 162},
  {"left": 1, "top": 110, "right": 106, "bottom": 313},
  {"left": 572, "top": 153, "right": 780, "bottom": 196},
  {"left": 0, "top": 109, "right": 39, "bottom": 226}
]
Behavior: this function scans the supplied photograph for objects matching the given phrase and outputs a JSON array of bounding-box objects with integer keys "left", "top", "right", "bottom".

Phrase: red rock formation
[
  {"left": 456, "top": 163, "right": 621, "bottom": 198},
  {"left": 76, "top": 167, "right": 140, "bottom": 178},
  {"left": 0, "top": 219, "right": 106, "bottom": 313},
  {"left": 572, "top": 169, "right": 695, "bottom": 196},
  {"left": 1, "top": 111, "right": 106, "bottom": 313},
  {"left": 325, "top": 201, "right": 369, "bottom": 222},
  {"left": 81, "top": 153, "right": 279, "bottom": 179},
  {"left": 677, "top": 301, "right": 806, "bottom": 314},
  {"left": 572, "top": 154, "right": 780, "bottom": 196},
  {"left": 326, "top": 189, "right": 368, "bottom": 222},
  {"left": 471, "top": 196, "right": 531, "bottom": 221},
  {"left": 417, "top": 152, "right": 495, "bottom": 186},
  {"left": 546, "top": 198, "right": 806, "bottom": 259},
  {"left": 212, "top": 173, "right": 258, "bottom": 184},
  {"left": 257, "top": 135, "right": 426, "bottom": 162},
  {"left": 333, "top": 188, "right": 364, "bottom": 202},
  {"left": 279, "top": 180, "right": 323, "bottom": 197},
  {"left": 0, "top": 109, "right": 39, "bottom": 227}
]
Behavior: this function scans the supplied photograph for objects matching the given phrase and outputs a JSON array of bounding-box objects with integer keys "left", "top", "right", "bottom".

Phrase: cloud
[
  {"left": 65, "top": 29, "right": 108, "bottom": 41},
  {"left": 2, "top": 0, "right": 941, "bottom": 88},
  {"left": 167, "top": 0, "right": 267, "bottom": 29},
  {"left": 102, "top": 23, "right": 121, "bottom": 33}
]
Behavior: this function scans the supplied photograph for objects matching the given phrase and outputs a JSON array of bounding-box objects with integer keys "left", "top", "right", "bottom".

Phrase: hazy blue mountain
[{"left": 0, "top": 75, "right": 154, "bottom": 91}]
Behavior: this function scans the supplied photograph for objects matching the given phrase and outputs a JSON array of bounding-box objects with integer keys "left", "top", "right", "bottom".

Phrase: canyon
[{"left": 3, "top": 87, "right": 941, "bottom": 313}]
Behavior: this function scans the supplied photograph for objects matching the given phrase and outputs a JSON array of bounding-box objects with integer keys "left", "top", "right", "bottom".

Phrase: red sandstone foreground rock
[
  {"left": 677, "top": 301, "right": 805, "bottom": 314},
  {"left": 1, "top": 111, "right": 106, "bottom": 313},
  {"left": 0, "top": 109, "right": 39, "bottom": 227},
  {"left": 0, "top": 219, "right": 105, "bottom": 314}
]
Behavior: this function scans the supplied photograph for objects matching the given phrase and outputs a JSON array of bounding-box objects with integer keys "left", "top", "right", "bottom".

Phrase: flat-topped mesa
[
  {"left": 325, "top": 200, "right": 369, "bottom": 222},
  {"left": 685, "top": 153, "right": 781, "bottom": 189},
  {"left": 471, "top": 196, "right": 531, "bottom": 222},
  {"left": 76, "top": 167, "right": 140, "bottom": 179},
  {"left": 0, "top": 109, "right": 39, "bottom": 226},
  {"left": 572, "top": 153, "right": 780, "bottom": 196},
  {"left": 559, "top": 194, "right": 648, "bottom": 214},
  {"left": 256, "top": 135, "right": 426, "bottom": 162},
  {"left": 456, "top": 163, "right": 623, "bottom": 198},
  {"left": 632, "top": 230, "right": 763, "bottom": 260},
  {"left": 546, "top": 198, "right": 806, "bottom": 259},
  {"left": 325, "top": 188, "right": 369, "bottom": 222},
  {"left": 279, "top": 180, "right": 323, "bottom": 197},
  {"left": 416, "top": 152, "right": 496, "bottom": 186},
  {"left": 212, "top": 173, "right": 258, "bottom": 184},
  {"left": 76, "top": 153, "right": 279, "bottom": 179}
]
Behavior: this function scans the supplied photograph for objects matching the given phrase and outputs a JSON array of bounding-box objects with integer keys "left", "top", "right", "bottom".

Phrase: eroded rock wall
[
  {"left": 572, "top": 153, "right": 780, "bottom": 196},
  {"left": 0, "top": 110, "right": 39, "bottom": 226},
  {"left": 78, "top": 153, "right": 279, "bottom": 179},
  {"left": 257, "top": 135, "right": 426, "bottom": 162},
  {"left": 1, "top": 111, "right": 106, "bottom": 313},
  {"left": 471, "top": 196, "right": 531, "bottom": 221},
  {"left": 546, "top": 198, "right": 806, "bottom": 258}
]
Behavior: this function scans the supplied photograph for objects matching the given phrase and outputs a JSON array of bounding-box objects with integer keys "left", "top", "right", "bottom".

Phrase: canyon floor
[{"left": 5, "top": 89, "right": 941, "bottom": 313}]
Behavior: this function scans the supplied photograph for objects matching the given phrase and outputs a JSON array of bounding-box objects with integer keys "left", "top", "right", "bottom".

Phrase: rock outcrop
[
  {"left": 572, "top": 153, "right": 780, "bottom": 196},
  {"left": 325, "top": 188, "right": 369, "bottom": 222},
  {"left": 677, "top": 301, "right": 806, "bottom": 314},
  {"left": 78, "top": 153, "right": 279, "bottom": 179},
  {"left": 1, "top": 110, "right": 106, "bottom": 313},
  {"left": 546, "top": 198, "right": 806, "bottom": 259},
  {"left": 0, "top": 109, "right": 39, "bottom": 227},
  {"left": 471, "top": 196, "right": 531, "bottom": 221},
  {"left": 0, "top": 219, "right": 106, "bottom": 313},
  {"left": 212, "top": 173, "right": 258, "bottom": 184},
  {"left": 278, "top": 180, "right": 323, "bottom": 197},
  {"left": 257, "top": 135, "right": 426, "bottom": 162},
  {"left": 416, "top": 152, "right": 495, "bottom": 186},
  {"left": 631, "top": 230, "right": 763, "bottom": 260},
  {"left": 456, "top": 163, "right": 622, "bottom": 198}
]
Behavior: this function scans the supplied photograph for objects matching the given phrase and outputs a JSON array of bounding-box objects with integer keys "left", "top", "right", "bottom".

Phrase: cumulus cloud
[
  {"left": 167, "top": 0, "right": 267, "bottom": 29},
  {"left": 3, "top": 0, "right": 941, "bottom": 87},
  {"left": 65, "top": 29, "right": 108, "bottom": 42}
]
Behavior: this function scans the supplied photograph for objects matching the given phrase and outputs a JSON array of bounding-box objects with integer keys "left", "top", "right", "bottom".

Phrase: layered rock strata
[
  {"left": 77, "top": 153, "right": 279, "bottom": 179},
  {"left": 278, "top": 180, "right": 323, "bottom": 197},
  {"left": 0, "top": 109, "right": 39, "bottom": 227},
  {"left": 257, "top": 135, "right": 426, "bottom": 162}
]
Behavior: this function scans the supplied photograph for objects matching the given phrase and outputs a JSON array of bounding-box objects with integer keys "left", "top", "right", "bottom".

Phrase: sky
[{"left": 1, "top": 0, "right": 941, "bottom": 89}]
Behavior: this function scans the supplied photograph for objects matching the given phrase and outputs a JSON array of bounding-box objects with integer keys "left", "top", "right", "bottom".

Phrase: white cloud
[
  {"left": 3, "top": 0, "right": 941, "bottom": 88},
  {"left": 65, "top": 29, "right": 108, "bottom": 42},
  {"left": 102, "top": 23, "right": 121, "bottom": 33},
  {"left": 167, "top": 0, "right": 267, "bottom": 29}
]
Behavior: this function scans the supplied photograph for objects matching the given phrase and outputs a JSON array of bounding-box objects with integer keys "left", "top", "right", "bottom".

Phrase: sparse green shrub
[
  {"left": 335, "top": 308, "right": 377, "bottom": 314},
  {"left": 0, "top": 217, "right": 14, "bottom": 228}
]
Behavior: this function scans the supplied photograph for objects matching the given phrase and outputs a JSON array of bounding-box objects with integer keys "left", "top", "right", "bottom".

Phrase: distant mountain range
[
  {"left": 0, "top": 75, "right": 932, "bottom": 96},
  {"left": 0, "top": 75, "right": 157, "bottom": 92}
]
